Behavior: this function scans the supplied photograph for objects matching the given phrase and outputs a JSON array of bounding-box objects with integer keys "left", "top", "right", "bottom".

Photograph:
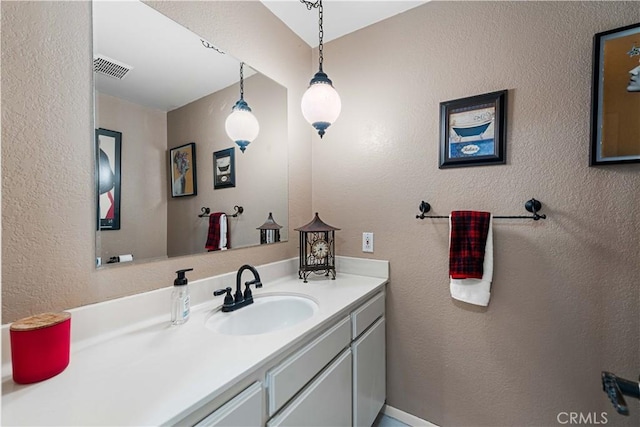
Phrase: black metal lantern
[
  {"left": 295, "top": 212, "right": 339, "bottom": 283},
  {"left": 257, "top": 212, "right": 282, "bottom": 244}
]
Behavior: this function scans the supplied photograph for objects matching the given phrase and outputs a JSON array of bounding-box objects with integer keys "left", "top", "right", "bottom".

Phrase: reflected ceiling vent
[{"left": 93, "top": 54, "right": 132, "bottom": 80}]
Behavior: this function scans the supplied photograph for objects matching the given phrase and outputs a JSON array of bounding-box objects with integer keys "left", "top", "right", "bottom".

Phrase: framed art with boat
[
  {"left": 213, "top": 147, "right": 235, "bottom": 189},
  {"left": 439, "top": 90, "right": 507, "bottom": 168}
]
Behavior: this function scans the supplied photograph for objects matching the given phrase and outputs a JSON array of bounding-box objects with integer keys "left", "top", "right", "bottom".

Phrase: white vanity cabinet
[
  {"left": 193, "top": 382, "right": 262, "bottom": 427},
  {"left": 1, "top": 259, "right": 390, "bottom": 427},
  {"left": 264, "top": 290, "right": 386, "bottom": 427}
]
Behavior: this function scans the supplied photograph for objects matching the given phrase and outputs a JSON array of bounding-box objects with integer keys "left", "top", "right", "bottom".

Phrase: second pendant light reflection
[{"left": 225, "top": 62, "right": 259, "bottom": 153}]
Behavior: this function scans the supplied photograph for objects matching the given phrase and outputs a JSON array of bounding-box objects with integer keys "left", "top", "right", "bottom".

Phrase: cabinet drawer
[
  {"left": 266, "top": 317, "right": 350, "bottom": 416},
  {"left": 194, "top": 382, "right": 262, "bottom": 427},
  {"left": 267, "top": 349, "right": 352, "bottom": 427},
  {"left": 351, "top": 292, "right": 384, "bottom": 339}
]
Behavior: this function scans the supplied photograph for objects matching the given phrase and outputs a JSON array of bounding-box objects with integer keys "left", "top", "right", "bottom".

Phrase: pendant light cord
[
  {"left": 318, "top": 1, "right": 324, "bottom": 72},
  {"left": 239, "top": 61, "right": 244, "bottom": 100},
  {"left": 300, "top": 0, "right": 324, "bottom": 72}
]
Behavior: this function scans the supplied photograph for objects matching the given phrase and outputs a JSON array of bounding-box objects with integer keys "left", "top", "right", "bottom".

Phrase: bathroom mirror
[{"left": 93, "top": 0, "right": 288, "bottom": 266}]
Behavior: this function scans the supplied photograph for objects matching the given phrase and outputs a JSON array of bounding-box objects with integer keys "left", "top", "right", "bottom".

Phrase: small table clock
[{"left": 295, "top": 212, "right": 340, "bottom": 283}]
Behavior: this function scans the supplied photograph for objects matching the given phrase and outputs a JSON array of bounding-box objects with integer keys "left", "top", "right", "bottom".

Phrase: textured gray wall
[
  {"left": 167, "top": 73, "right": 288, "bottom": 256},
  {"left": 96, "top": 92, "right": 168, "bottom": 262},
  {"left": 312, "top": 2, "right": 640, "bottom": 426}
]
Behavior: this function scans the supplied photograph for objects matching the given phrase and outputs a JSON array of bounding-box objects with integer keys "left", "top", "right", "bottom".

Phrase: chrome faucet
[{"left": 213, "top": 264, "right": 262, "bottom": 312}]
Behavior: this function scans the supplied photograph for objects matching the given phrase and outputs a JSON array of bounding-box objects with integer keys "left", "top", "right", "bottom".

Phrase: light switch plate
[{"left": 362, "top": 232, "right": 374, "bottom": 253}]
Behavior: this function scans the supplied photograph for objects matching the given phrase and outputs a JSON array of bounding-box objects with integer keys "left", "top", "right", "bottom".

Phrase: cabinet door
[
  {"left": 194, "top": 382, "right": 262, "bottom": 427},
  {"left": 353, "top": 317, "right": 386, "bottom": 427},
  {"left": 267, "top": 349, "right": 352, "bottom": 427}
]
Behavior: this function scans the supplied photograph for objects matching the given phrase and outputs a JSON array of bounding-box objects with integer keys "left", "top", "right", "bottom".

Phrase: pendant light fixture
[
  {"left": 300, "top": 0, "right": 341, "bottom": 138},
  {"left": 225, "top": 62, "right": 260, "bottom": 152}
]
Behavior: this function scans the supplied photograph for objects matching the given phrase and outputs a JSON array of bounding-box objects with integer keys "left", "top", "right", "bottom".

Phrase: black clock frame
[
  {"left": 299, "top": 231, "right": 336, "bottom": 283},
  {"left": 295, "top": 213, "right": 340, "bottom": 283}
]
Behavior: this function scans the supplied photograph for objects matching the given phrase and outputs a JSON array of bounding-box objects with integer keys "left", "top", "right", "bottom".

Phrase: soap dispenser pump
[{"left": 171, "top": 268, "right": 193, "bottom": 325}]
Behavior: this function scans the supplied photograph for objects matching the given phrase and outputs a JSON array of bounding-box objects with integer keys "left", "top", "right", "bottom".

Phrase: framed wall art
[
  {"left": 96, "top": 128, "right": 122, "bottom": 230},
  {"left": 170, "top": 142, "right": 197, "bottom": 197},
  {"left": 590, "top": 22, "right": 640, "bottom": 166},
  {"left": 439, "top": 90, "right": 507, "bottom": 169},
  {"left": 213, "top": 147, "right": 236, "bottom": 189}
]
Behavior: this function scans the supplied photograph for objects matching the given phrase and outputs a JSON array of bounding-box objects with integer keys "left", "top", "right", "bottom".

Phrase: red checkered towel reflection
[{"left": 205, "top": 212, "right": 230, "bottom": 251}]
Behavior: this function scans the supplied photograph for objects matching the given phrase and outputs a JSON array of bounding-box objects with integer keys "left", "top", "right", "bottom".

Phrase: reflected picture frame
[
  {"left": 590, "top": 22, "right": 640, "bottom": 166},
  {"left": 96, "top": 128, "right": 122, "bottom": 230},
  {"left": 439, "top": 90, "right": 507, "bottom": 169},
  {"left": 213, "top": 147, "right": 235, "bottom": 189},
  {"left": 170, "top": 142, "right": 198, "bottom": 197}
]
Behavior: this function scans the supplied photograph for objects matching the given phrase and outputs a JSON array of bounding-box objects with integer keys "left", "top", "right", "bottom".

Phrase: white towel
[
  {"left": 449, "top": 215, "right": 493, "bottom": 306},
  {"left": 219, "top": 214, "right": 227, "bottom": 250}
]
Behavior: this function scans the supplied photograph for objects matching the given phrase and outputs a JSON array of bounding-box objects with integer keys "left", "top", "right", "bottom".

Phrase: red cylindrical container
[{"left": 10, "top": 312, "right": 71, "bottom": 384}]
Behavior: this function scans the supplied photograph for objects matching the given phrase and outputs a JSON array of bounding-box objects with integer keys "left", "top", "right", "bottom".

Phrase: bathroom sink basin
[{"left": 205, "top": 295, "right": 319, "bottom": 335}]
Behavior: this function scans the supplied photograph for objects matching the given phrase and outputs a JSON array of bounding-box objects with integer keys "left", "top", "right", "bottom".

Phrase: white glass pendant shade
[
  {"left": 225, "top": 99, "right": 259, "bottom": 153},
  {"left": 301, "top": 71, "right": 341, "bottom": 138}
]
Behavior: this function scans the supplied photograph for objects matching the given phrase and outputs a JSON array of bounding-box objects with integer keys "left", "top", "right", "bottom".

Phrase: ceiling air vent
[{"left": 93, "top": 55, "right": 132, "bottom": 80}]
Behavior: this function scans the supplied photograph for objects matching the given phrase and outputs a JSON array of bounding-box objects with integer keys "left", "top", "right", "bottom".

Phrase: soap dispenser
[{"left": 171, "top": 268, "right": 193, "bottom": 325}]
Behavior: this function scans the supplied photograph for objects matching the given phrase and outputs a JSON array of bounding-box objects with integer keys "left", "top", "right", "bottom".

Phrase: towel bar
[
  {"left": 415, "top": 198, "right": 546, "bottom": 221},
  {"left": 198, "top": 206, "right": 244, "bottom": 218},
  {"left": 601, "top": 371, "right": 640, "bottom": 416}
]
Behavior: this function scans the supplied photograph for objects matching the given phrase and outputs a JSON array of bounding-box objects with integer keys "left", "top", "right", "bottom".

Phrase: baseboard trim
[{"left": 382, "top": 404, "right": 439, "bottom": 427}]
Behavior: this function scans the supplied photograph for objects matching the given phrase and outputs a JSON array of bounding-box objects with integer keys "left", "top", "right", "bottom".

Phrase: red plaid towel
[
  {"left": 205, "top": 213, "right": 230, "bottom": 251},
  {"left": 449, "top": 211, "right": 491, "bottom": 279}
]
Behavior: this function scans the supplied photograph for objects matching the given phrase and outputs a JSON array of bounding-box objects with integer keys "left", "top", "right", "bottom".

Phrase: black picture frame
[
  {"left": 213, "top": 147, "right": 235, "bottom": 189},
  {"left": 439, "top": 90, "right": 507, "bottom": 169},
  {"left": 590, "top": 22, "right": 640, "bottom": 166},
  {"left": 170, "top": 142, "right": 198, "bottom": 197},
  {"left": 96, "top": 128, "right": 122, "bottom": 231}
]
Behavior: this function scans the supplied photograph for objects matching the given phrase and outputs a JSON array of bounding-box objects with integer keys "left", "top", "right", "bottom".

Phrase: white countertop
[{"left": 1, "top": 257, "right": 388, "bottom": 426}]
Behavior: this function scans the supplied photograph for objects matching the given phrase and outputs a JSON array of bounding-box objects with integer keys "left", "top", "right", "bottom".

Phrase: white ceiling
[
  {"left": 93, "top": 0, "right": 249, "bottom": 112},
  {"left": 261, "top": 0, "right": 428, "bottom": 47},
  {"left": 93, "top": 1, "right": 428, "bottom": 112}
]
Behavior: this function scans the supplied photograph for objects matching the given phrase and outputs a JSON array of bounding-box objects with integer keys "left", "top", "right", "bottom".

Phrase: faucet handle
[
  {"left": 245, "top": 279, "right": 262, "bottom": 288},
  {"left": 213, "top": 287, "right": 234, "bottom": 307},
  {"left": 243, "top": 280, "right": 262, "bottom": 300}
]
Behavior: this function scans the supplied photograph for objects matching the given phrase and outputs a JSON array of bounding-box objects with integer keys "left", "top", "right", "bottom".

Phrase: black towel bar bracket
[
  {"left": 416, "top": 198, "right": 547, "bottom": 221},
  {"left": 601, "top": 371, "right": 640, "bottom": 416},
  {"left": 198, "top": 205, "right": 244, "bottom": 218}
]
